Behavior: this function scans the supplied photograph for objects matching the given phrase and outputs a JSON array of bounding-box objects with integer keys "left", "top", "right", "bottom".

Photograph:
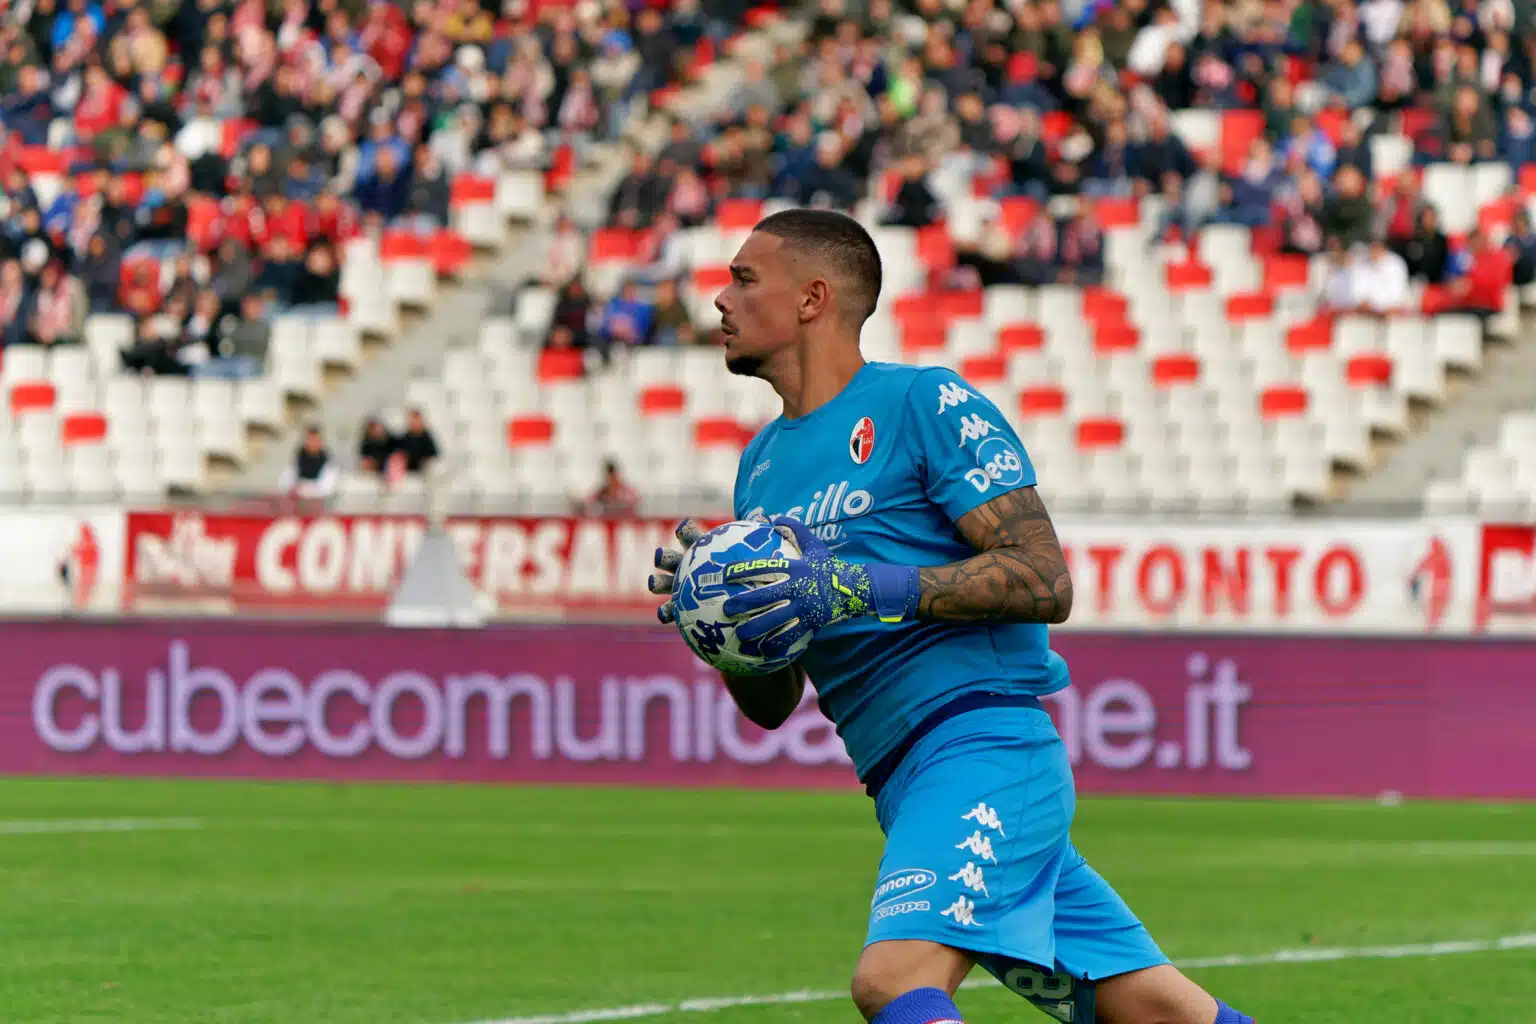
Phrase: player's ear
[{"left": 798, "top": 277, "right": 830, "bottom": 323}]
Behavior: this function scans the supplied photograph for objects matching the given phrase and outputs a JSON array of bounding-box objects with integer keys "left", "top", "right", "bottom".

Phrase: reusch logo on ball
[{"left": 849, "top": 416, "right": 875, "bottom": 464}]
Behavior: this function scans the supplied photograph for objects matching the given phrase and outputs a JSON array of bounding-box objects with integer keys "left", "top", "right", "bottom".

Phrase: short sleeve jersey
[{"left": 733, "top": 362, "right": 1071, "bottom": 779}]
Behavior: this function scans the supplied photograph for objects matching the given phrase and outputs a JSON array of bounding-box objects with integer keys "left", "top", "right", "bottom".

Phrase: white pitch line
[
  {"left": 475, "top": 932, "right": 1536, "bottom": 1024},
  {"left": 0, "top": 817, "right": 203, "bottom": 835}
]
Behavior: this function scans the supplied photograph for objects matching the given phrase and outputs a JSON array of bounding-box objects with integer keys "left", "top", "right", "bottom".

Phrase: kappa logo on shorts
[
  {"left": 962, "top": 802, "right": 1007, "bottom": 837},
  {"left": 948, "top": 862, "right": 988, "bottom": 896},
  {"left": 955, "top": 831, "right": 997, "bottom": 864},
  {"left": 940, "top": 895, "right": 982, "bottom": 927},
  {"left": 871, "top": 868, "right": 938, "bottom": 908}
]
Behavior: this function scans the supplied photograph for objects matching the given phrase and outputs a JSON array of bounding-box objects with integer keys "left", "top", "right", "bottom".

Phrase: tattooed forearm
[{"left": 916, "top": 487, "right": 1074, "bottom": 624}]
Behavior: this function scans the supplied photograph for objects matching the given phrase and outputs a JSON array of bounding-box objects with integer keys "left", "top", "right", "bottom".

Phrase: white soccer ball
[{"left": 673, "top": 519, "right": 808, "bottom": 675}]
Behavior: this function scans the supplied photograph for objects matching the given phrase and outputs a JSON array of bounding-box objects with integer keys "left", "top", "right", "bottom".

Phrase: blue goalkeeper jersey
[{"left": 733, "top": 361, "right": 1071, "bottom": 779}]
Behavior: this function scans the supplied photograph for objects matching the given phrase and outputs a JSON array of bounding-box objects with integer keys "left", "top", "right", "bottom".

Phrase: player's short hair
[{"left": 753, "top": 208, "right": 882, "bottom": 324}]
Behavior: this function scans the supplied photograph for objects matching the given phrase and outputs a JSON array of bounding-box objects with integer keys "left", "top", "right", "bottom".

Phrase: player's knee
[{"left": 850, "top": 941, "right": 971, "bottom": 1021}]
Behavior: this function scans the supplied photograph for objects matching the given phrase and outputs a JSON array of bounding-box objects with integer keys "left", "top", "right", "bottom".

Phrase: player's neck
[{"left": 768, "top": 339, "right": 866, "bottom": 421}]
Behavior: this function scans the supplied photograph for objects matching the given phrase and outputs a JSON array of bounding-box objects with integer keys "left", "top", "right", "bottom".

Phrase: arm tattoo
[{"left": 916, "top": 486, "right": 1074, "bottom": 624}]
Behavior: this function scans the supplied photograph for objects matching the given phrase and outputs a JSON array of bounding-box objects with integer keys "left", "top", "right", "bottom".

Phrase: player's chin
[{"left": 724, "top": 348, "right": 762, "bottom": 377}]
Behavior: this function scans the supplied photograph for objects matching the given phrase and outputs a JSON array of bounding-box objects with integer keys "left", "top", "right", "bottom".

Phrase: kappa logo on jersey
[
  {"left": 747, "top": 459, "right": 772, "bottom": 486},
  {"left": 849, "top": 416, "right": 875, "bottom": 464},
  {"left": 956, "top": 413, "right": 998, "bottom": 447},
  {"left": 964, "top": 440, "right": 1026, "bottom": 494},
  {"left": 871, "top": 899, "right": 931, "bottom": 923},
  {"left": 744, "top": 480, "right": 875, "bottom": 544},
  {"left": 940, "top": 896, "right": 982, "bottom": 927},
  {"left": 949, "top": 862, "right": 988, "bottom": 896},
  {"left": 936, "top": 382, "right": 975, "bottom": 413},
  {"left": 961, "top": 802, "right": 1007, "bottom": 837}
]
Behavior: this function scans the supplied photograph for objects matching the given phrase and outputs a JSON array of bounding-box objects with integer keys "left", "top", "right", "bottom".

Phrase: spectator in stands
[
  {"left": 648, "top": 278, "right": 696, "bottom": 346},
  {"left": 395, "top": 408, "right": 441, "bottom": 475},
  {"left": 1334, "top": 121, "right": 1374, "bottom": 179},
  {"left": 1217, "top": 138, "right": 1283, "bottom": 227},
  {"left": 630, "top": 212, "right": 688, "bottom": 285},
  {"left": 1445, "top": 85, "right": 1497, "bottom": 165},
  {"left": 1320, "top": 240, "right": 1361, "bottom": 313},
  {"left": 581, "top": 458, "right": 640, "bottom": 517},
  {"left": 0, "top": 260, "right": 28, "bottom": 347},
  {"left": 1132, "top": 109, "right": 1195, "bottom": 196},
  {"left": 1323, "top": 165, "right": 1375, "bottom": 248},
  {"left": 1056, "top": 203, "right": 1105, "bottom": 286},
  {"left": 1380, "top": 175, "right": 1431, "bottom": 252},
  {"left": 548, "top": 277, "right": 594, "bottom": 349},
  {"left": 1153, "top": 156, "right": 1220, "bottom": 247},
  {"left": 291, "top": 244, "right": 341, "bottom": 313},
  {"left": 196, "top": 293, "right": 270, "bottom": 380},
  {"left": 798, "top": 134, "right": 862, "bottom": 210},
  {"left": 600, "top": 281, "right": 654, "bottom": 350},
  {"left": 257, "top": 237, "right": 303, "bottom": 308},
  {"left": 1354, "top": 238, "right": 1413, "bottom": 316},
  {"left": 355, "top": 146, "right": 411, "bottom": 220},
  {"left": 882, "top": 155, "right": 940, "bottom": 228},
  {"left": 280, "top": 426, "right": 339, "bottom": 501},
  {"left": 1403, "top": 206, "right": 1452, "bottom": 284},
  {"left": 1437, "top": 229, "right": 1513, "bottom": 314},
  {"left": 25, "top": 261, "right": 86, "bottom": 347},
  {"left": 1322, "top": 41, "right": 1378, "bottom": 109},
  {"left": 78, "top": 235, "right": 121, "bottom": 313},
  {"left": 667, "top": 167, "right": 713, "bottom": 227},
  {"left": 1505, "top": 209, "right": 1536, "bottom": 287},
  {"left": 543, "top": 214, "right": 587, "bottom": 288},
  {"left": 609, "top": 150, "right": 666, "bottom": 229},
  {"left": 1499, "top": 106, "right": 1536, "bottom": 168},
  {"left": 358, "top": 416, "right": 395, "bottom": 475}
]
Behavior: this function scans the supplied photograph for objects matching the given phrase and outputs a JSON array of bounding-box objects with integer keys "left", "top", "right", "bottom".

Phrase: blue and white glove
[
  {"left": 647, "top": 518, "right": 704, "bottom": 625},
  {"left": 721, "top": 516, "right": 919, "bottom": 662}
]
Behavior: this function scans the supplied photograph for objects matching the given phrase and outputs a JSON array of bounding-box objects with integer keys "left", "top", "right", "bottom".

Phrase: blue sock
[
  {"left": 1215, "top": 1000, "right": 1255, "bottom": 1024},
  {"left": 871, "top": 987, "right": 964, "bottom": 1024}
]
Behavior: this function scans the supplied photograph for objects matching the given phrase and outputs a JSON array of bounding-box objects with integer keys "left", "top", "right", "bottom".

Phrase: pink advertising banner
[{"left": 2, "top": 621, "right": 1533, "bottom": 799}]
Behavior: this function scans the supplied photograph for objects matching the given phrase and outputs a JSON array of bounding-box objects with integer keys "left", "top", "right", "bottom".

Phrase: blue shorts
[{"left": 865, "top": 706, "right": 1168, "bottom": 992}]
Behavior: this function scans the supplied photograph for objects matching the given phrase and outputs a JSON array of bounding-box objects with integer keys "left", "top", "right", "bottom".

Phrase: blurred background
[{"left": 1, "top": 1, "right": 1534, "bottom": 1021}]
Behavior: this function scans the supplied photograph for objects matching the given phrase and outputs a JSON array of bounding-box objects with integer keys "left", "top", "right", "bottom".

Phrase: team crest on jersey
[{"left": 849, "top": 416, "right": 875, "bottom": 465}]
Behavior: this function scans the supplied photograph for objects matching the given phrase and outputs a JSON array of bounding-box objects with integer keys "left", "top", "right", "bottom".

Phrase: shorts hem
[{"left": 862, "top": 928, "right": 1054, "bottom": 972}]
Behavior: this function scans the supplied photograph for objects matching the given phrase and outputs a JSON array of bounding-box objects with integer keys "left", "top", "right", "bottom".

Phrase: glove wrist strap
[{"left": 865, "top": 563, "right": 921, "bottom": 623}]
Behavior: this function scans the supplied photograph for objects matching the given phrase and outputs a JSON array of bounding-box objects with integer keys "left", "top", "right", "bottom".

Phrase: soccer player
[{"left": 647, "top": 209, "right": 1254, "bottom": 1024}]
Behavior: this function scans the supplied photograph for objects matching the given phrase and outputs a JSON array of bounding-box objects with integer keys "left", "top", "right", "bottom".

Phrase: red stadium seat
[
  {"left": 1018, "top": 385, "right": 1067, "bottom": 417},
  {"left": 1041, "top": 111, "right": 1073, "bottom": 143},
  {"left": 715, "top": 199, "right": 763, "bottom": 231},
  {"left": 219, "top": 118, "right": 258, "bottom": 160},
  {"left": 915, "top": 224, "right": 954, "bottom": 268},
  {"left": 537, "top": 348, "right": 586, "bottom": 382},
  {"left": 692, "top": 266, "right": 732, "bottom": 293},
  {"left": 507, "top": 414, "right": 555, "bottom": 446},
  {"left": 960, "top": 354, "right": 1007, "bottom": 382},
  {"left": 1285, "top": 318, "right": 1333, "bottom": 352},
  {"left": 449, "top": 175, "right": 496, "bottom": 206},
  {"left": 1081, "top": 287, "right": 1128, "bottom": 322},
  {"left": 936, "top": 290, "right": 982, "bottom": 318},
  {"left": 1315, "top": 108, "right": 1348, "bottom": 145},
  {"left": 1090, "top": 197, "right": 1139, "bottom": 229},
  {"left": 1151, "top": 353, "right": 1200, "bottom": 387},
  {"left": 10, "top": 381, "right": 56, "bottom": 413},
  {"left": 1521, "top": 164, "right": 1536, "bottom": 197},
  {"left": 694, "top": 417, "right": 747, "bottom": 447},
  {"left": 1165, "top": 261, "right": 1213, "bottom": 291},
  {"left": 588, "top": 228, "right": 643, "bottom": 263},
  {"left": 1075, "top": 417, "right": 1125, "bottom": 449},
  {"left": 1259, "top": 385, "right": 1309, "bottom": 418},
  {"left": 639, "top": 384, "right": 687, "bottom": 416},
  {"left": 892, "top": 292, "right": 940, "bottom": 325},
  {"left": 1480, "top": 194, "right": 1519, "bottom": 234},
  {"left": 1225, "top": 292, "right": 1274, "bottom": 320},
  {"left": 1093, "top": 323, "right": 1139, "bottom": 352},
  {"left": 60, "top": 413, "right": 107, "bottom": 445},
  {"left": 997, "top": 323, "right": 1045, "bottom": 352},
  {"left": 1220, "top": 110, "right": 1265, "bottom": 175},
  {"left": 1249, "top": 224, "right": 1283, "bottom": 256},
  {"left": 429, "top": 230, "right": 473, "bottom": 275},
  {"left": 545, "top": 145, "right": 575, "bottom": 192},
  {"left": 1346, "top": 354, "right": 1394, "bottom": 387},
  {"left": 15, "top": 146, "right": 68, "bottom": 175},
  {"left": 1263, "top": 255, "right": 1310, "bottom": 291},
  {"left": 999, "top": 197, "right": 1039, "bottom": 235},
  {"left": 380, "top": 230, "right": 428, "bottom": 261},
  {"left": 900, "top": 322, "right": 947, "bottom": 355}
]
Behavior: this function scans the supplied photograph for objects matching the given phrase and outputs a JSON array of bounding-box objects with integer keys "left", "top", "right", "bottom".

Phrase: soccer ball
[{"left": 673, "top": 520, "right": 808, "bottom": 675}]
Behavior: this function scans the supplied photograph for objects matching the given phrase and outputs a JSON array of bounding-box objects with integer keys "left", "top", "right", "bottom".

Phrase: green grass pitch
[{"left": 1, "top": 778, "right": 1533, "bottom": 1023}]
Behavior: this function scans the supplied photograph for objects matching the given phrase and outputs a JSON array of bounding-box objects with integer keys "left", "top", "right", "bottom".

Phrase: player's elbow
[
  {"left": 721, "top": 664, "right": 805, "bottom": 730},
  {"left": 1047, "top": 576, "right": 1074, "bottom": 624}
]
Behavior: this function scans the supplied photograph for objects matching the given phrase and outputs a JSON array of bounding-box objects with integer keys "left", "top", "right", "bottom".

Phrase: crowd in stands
[
  {"left": 0, "top": 0, "right": 729, "bottom": 379},
  {"left": 540, "top": 0, "right": 1536, "bottom": 368}
]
